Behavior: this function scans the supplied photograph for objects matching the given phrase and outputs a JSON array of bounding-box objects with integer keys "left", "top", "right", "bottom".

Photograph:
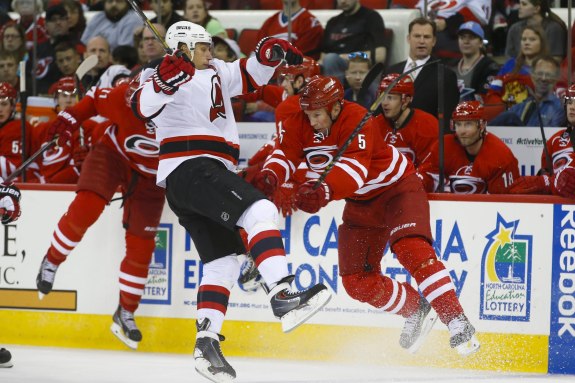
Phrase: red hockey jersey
[
  {"left": 257, "top": 8, "right": 323, "bottom": 59},
  {"left": 541, "top": 128, "right": 575, "bottom": 172},
  {"left": 0, "top": 118, "right": 40, "bottom": 182},
  {"left": 372, "top": 108, "right": 438, "bottom": 168},
  {"left": 418, "top": 132, "right": 520, "bottom": 194},
  {"left": 265, "top": 101, "right": 414, "bottom": 201}
]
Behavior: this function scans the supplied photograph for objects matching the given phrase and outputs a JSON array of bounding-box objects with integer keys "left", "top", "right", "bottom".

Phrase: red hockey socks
[{"left": 119, "top": 233, "right": 155, "bottom": 313}]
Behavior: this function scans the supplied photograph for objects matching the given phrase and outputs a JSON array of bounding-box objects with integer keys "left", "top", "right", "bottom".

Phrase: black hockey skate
[
  {"left": 448, "top": 314, "right": 480, "bottom": 356},
  {"left": 399, "top": 296, "right": 437, "bottom": 353},
  {"left": 194, "top": 318, "right": 236, "bottom": 383},
  {"left": 36, "top": 255, "right": 59, "bottom": 299},
  {"left": 110, "top": 305, "right": 142, "bottom": 350},
  {"left": 268, "top": 275, "right": 331, "bottom": 333},
  {"left": 0, "top": 348, "right": 12, "bottom": 368},
  {"left": 237, "top": 254, "right": 263, "bottom": 293}
]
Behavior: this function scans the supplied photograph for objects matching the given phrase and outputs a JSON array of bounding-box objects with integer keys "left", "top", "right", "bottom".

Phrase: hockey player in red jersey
[
  {"left": 509, "top": 83, "right": 575, "bottom": 197},
  {"left": 253, "top": 75, "right": 479, "bottom": 356},
  {"left": 373, "top": 73, "right": 439, "bottom": 168},
  {"left": 418, "top": 101, "right": 520, "bottom": 193},
  {"left": 35, "top": 75, "right": 166, "bottom": 351},
  {"left": 132, "top": 21, "right": 331, "bottom": 382}
]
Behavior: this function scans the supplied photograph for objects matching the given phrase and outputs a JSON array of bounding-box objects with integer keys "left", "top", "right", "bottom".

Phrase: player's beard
[
  {"left": 456, "top": 131, "right": 483, "bottom": 148},
  {"left": 106, "top": 6, "right": 128, "bottom": 22}
]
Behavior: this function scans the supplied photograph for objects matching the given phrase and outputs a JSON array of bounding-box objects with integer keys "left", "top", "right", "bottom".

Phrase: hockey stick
[
  {"left": 356, "top": 62, "right": 385, "bottom": 111},
  {"left": 526, "top": 86, "right": 553, "bottom": 174},
  {"left": 313, "top": 59, "right": 440, "bottom": 188},
  {"left": 19, "top": 61, "right": 27, "bottom": 182},
  {"left": 126, "top": 0, "right": 172, "bottom": 55},
  {"left": 436, "top": 63, "right": 445, "bottom": 192},
  {"left": 5, "top": 138, "right": 58, "bottom": 183},
  {"left": 74, "top": 55, "right": 98, "bottom": 146}
]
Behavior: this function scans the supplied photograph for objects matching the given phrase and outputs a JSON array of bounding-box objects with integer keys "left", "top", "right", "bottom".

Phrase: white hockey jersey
[{"left": 135, "top": 57, "right": 276, "bottom": 187}]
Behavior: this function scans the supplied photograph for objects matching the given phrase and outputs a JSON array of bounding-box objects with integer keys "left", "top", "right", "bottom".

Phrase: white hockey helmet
[{"left": 166, "top": 21, "right": 212, "bottom": 54}]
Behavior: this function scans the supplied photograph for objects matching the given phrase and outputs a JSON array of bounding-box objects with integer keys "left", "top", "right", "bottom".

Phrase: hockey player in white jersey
[{"left": 132, "top": 21, "right": 332, "bottom": 383}]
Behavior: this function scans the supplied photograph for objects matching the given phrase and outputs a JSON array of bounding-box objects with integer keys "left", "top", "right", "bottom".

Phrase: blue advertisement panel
[
  {"left": 141, "top": 223, "right": 173, "bottom": 305},
  {"left": 549, "top": 204, "right": 575, "bottom": 374}
]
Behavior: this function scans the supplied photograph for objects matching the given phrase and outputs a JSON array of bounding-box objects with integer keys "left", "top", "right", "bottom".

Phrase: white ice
[{"left": 3, "top": 345, "right": 575, "bottom": 383}]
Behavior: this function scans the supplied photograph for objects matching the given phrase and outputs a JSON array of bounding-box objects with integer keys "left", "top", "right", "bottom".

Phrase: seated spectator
[
  {"left": 150, "top": 0, "right": 185, "bottom": 29},
  {"left": 489, "top": 55, "right": 565, "bottom": 127},
  {"left": 509, "top": 83, "right": 575, "bottom": 198},
  {"left": 321, "top": 0, "right": 386, "bottom": 83},
  {"left": 183, "top": 0, "right": 227, "bottom": 39},
  {"left": 418, "top": 101, "right": 520, "bottom": 193},
  {"left": 343, "top": 52, "right": 374, "bottom": 108},
  {"left": 62, "top": 0, "right": 87, "bottom": 41},
  {"left": 213, "top": 36, "right": 243, "bottom": 62},
  {"left": 112, "top": 45, "right": 139, "bottom": 70},
  {"left": 1, "top": 24, "right": 27, "bottom": 63},
  {"left": 54, "top": 42, "right": 82, "bottom": 78},
  {"left": 506, "top": 0, "right": 566, "bottom": 62},
  {"left": 385, "top": 18, "right": 459, "bottom": 131},
  {"left": 373, "top": 73, "right": 438, "bottom": 168},
  {"left": 452, "top": 21, "right": 499, "bottom": 101},
  {"left": 418, "top": 0, "right": 491, "bottom": 65},
  {"left": 11, "top": 0, "right": 48, "bottom": 50},
  {"left": 256, "top": 0, "right": 323, "bottom": 60},
  {"left": 81, "top": 36, "right": 112, "bottom": 90},
  {"left": 141, "top": 23, "right": 167, "bottom": 63},
  {"left": 133, "top": 27, "right": 147, "bottom": 67},
  {"left": 81, "top": 0, "right": 142, "bottom": 50},
  {"left": 486, "top": 25, "right": 548, "bottom": 112},
  {"left": 0, "top": 51, "right": 20, "bottom": 90}
]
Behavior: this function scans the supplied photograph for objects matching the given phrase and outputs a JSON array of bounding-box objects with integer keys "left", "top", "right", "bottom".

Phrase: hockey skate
[
  {"left": 268, "top": 275, "right": 331, "bottom": 333},
  {"left": 448, "top": 314, "right": 480, "bottom": 356},
  {"left": 194, "top": 318, "right": 236, "bottom": 383},
  {"left": 400, "top": 296, "right": 438, "bottom": 354},
  {"left": 36, "top": 255, "right": 59, "bottom": 300},
  {"left": 110, "top": 305, "right": 142, "bottom": 350},
  {"left": 237, "top": 255, "right": 263, "bottom": 293},
  {"left": 0, "top": 348, "right": 12, "bottom": 368}
]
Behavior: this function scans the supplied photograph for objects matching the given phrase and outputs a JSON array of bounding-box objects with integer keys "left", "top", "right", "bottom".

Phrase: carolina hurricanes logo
[
  {"left": 449, "top": 165, "right": 486, "bottom": 194},
  {"left": 42, "top": 145, "right": 68, "bottom": 166},
  {"left": 304, "top": 147, "right": 335, "bottom": 172},
  {"left": 384, "top": 131, "right": 399, "bottom": 145},
  {"left": 124, "top": 135, "right": 160, "bottom": 157},
  {"left": 551, "top": 148, "right": 573, "bottom": 172},
  {"left": 209, "top": 75, "right": 226, "bottom": 122},
  {"left": 429, "top": 0, "right": 458, "bottom": 10}
]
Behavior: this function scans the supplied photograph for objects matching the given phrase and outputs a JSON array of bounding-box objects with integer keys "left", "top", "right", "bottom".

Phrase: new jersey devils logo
[{"left": 209, "top": 75, "right": 226, "bottom": 122}]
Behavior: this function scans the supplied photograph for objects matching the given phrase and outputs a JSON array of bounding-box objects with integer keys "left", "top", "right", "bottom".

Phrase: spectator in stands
[
  {"left": 487, "top": 25, "right": 548, "bottom": 110},
  {"left": 418, "top": 101, "right": 520, "bottom": 194},
  {"left": 343, "top": 52, "right": 374, "bottom": 108},
  {"left": 374, "top": 73, "right": 438, "bottom": 168},
  {"left": 81, "top": 0, "right": 142, "bottom": 50},
  {"left": 183, "top": 0, "right": 227, "bottom": 38},
  {"left": 213, "top": 35, "right": 243, "bottom": 62},
  {"left": 62, "top": 0, "right": 87, "bottom": 41},
  {"left": 452, "top": 21, "right": 499, "bottom": 101},
  {"left": 506, "top": 0, "right": 566, "bottom": 62},
  {"left": 54, "top": 42, "right": 82, "bottom": 78},
  {"left": 81, "top": 36, "right": 112, "bottom": 90},
  {"left": 489, "top": 55, "right": 565, "bottom": 127},
  {"left": 112, "top": 45, "right": 139, "bottom": 69},
  {"left": 1, "top": 24, "right": 27, "bottom": 63},
  {"left": 321, "top": 0, "right": 386, "bottom": 83},
  {"left": 0, "top": 51, "right": 20, "bottom": 90},
  {"left": 133, "top": 27, "right": 147, "bottom": 67},
  {"left": 142, "top": 23, "right": 167, "bottom": 62},
  {"left": 150, "top": 0, "right": 185, "bottom": 29},
  {"left": 12, "top": 0, "right": 48, "bottom": 50},
  {"left": 257, "top": 0, "right": 323, "bottom": 60},
  {"left": 386, "top": 17, "right": 459, "bottom": 131}
]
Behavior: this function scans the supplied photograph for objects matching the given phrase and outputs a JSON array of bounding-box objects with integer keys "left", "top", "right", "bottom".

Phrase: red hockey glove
[
  {"left": 238, "top": 162, "right": 263, "bottom": 184},
  {"left": 252, "top": 169, "right": 279, "bottom": 198},
  {"left": 73, "top": 145, "right": 89, "bottom": 171},
  {"left": 0, "top": 182, "right": 21, "bottom": 224},
  {"left": 48, "top": 110, "right": 80, "bottom": 147},
  {"left": 153, "top": 52, "right": 195, "bottom": 95},
  {"left": 272, "top": 181, "right": 298, "bottom": 217},
  {"left": 295, "top": 180, "right": 331, "bottom": 214},
  {"left": 255, "top": 37, "right": 303, "bottom": 67},
  {"left": 554, "top": 166, "right": 575, "bottom": 198},
  {"left": 508, "top": 175, "right": 552, "bottom": 194}
]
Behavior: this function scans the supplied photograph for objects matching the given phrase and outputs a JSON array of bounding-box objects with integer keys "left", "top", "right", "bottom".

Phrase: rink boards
[{"left": 0, "top": 124, "right": 574, "bottom": 375}]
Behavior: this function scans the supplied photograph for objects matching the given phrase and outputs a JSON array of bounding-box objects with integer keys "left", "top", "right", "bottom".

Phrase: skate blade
[
  {"left": 110, "top": 323, "right": 139, "bottom": 350},
  {"left": 456, "top": 335, "right": 480, "bottom": 356},
  {"left": 408, "top": 314, "right": 439, "bottom": 354},
  {"left": 0, "top": 361, "right": 13, "bottom": 368},
  {"left": 195, "top": 359, "right": 235, "bottom": 383},
  {"left": 281, "top": 289, "right": 332, "bottom": 333},
  {"left": 38, "top": 291, "right": 45, "bottom": 300}
]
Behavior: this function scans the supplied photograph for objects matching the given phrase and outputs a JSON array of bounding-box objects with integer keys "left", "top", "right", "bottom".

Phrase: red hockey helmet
[
  {"left": 299, "top": 76, "right": 344, "bottom": 112},
  {"left": 452, "top": 101, "right": 484, "bottom": 121},
  {"left": 378, "top": 73, "right": 414, "bottom": 97},
  {"left": 277, "top": 57, "right": 321, "bottom": 83},
  {"left": 124, "top": 71, "right": 142, "bottom": 107},
  {"left": 0, "top": 82, "right": 17, "bottom": 102},
  {"left": 48, "top": 76, "right": 78, "bottom": 97}
]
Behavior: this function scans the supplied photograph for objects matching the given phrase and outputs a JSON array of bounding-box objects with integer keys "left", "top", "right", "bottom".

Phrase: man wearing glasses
[{"left": 489, "top": 55, "right": 565, "bottom": 127}]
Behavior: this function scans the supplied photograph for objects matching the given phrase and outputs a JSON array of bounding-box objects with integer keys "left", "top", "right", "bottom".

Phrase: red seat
[
  {"left": 259, "top": 0, "right": 281, "bottom": 9},
  {"left": 226, "top": 28, "right": 238, "bottom": 40},
  {"left": 238, "top": 29, "right": 261, "bottom": 56},
  {"left": 259, "top": 0, "right": 335, "bottom": 9},
  {"left": 361, "top": 0, "right": 389, "bottom": 9}
]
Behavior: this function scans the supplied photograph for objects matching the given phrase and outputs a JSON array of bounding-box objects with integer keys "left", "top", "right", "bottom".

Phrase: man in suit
[{"left": 386, "top": 17, "right": 459, "bottom": 133}]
